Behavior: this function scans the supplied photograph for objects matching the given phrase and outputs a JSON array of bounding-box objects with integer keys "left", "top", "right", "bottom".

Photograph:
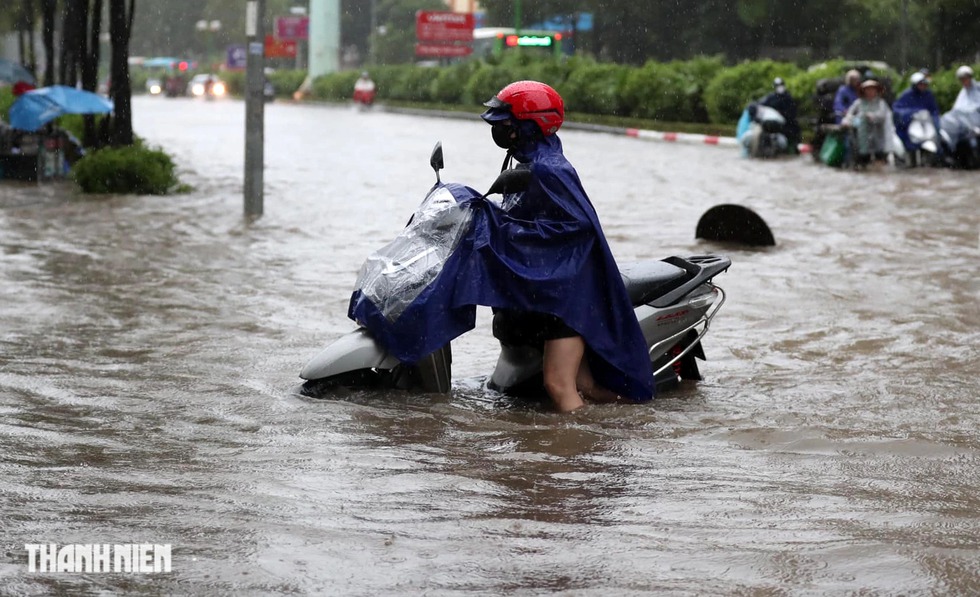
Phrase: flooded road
[{"left": 1, "top": 96, "right": 978, "bottom": 595}]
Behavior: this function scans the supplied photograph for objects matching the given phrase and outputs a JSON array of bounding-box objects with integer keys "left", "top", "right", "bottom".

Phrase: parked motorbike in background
[
  {"left": 738, "top": 105, "right": 789, "bottom": 159},
  {"left": 940, "top": 108, "right": 980, "bottom": 169},
  {"left": 894, "top": 109, "right": 944, "bottom": 167}
]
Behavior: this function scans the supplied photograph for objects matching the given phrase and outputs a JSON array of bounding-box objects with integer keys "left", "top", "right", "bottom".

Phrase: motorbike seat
[{"left": 620, "top": 261, "right": 689, "bottom": 306}]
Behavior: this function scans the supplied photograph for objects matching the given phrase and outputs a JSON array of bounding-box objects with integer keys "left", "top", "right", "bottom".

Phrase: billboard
[{"left": 415, "top": 11, "right": 474, "bottom": 58}]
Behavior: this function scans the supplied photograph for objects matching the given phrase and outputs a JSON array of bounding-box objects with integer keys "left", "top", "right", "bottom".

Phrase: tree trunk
[
  {"left": 61, "top": 0, "right": 83, "bottom": 86},
  {"left": 82, "top": 0, "right": 103, "bottom": 147},
  {"left": 109, "top": 0, "right": 135, "bottom": 146},
  {"left": 41, "top": 0, "right": 56, "bottom": 86},
  {"left": 26, "top": 0, "right": 38, "bottom": 76},
  {"left": 17, "top": 0, "right": 28, "bottom": 67}
]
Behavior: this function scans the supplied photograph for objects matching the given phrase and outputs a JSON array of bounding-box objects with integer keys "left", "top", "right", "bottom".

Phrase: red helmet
[{"left": 483, "top": 80, "right": 564, "bottom": 136}]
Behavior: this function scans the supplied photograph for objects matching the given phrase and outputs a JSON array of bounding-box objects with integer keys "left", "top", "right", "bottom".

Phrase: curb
[{"left": 375, "top": 105, "right": 813, "bottom": 154}]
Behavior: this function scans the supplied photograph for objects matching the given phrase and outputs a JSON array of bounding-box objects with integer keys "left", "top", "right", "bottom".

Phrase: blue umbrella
[
  {"left": 0, "top": 58, "right": 36, "bottom": 85},
  {"left": 9, "top": 85, "right": 114, "bottom": 132}
]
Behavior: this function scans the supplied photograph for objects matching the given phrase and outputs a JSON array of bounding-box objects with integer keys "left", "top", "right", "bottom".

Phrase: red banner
[
  {"left": 265, "top": 35, "right": 297, "bottom": 59},
  {"left": 415, "top": 43, "right": 474, "bottom": 58},
  {"left": 416, "top": 11, "right": 474, "bottom": 42}
]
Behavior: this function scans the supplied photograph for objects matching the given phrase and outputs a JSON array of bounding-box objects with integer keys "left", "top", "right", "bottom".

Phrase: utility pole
[{"left": 244, "top": 0, "right": 265, "bottom": 219}]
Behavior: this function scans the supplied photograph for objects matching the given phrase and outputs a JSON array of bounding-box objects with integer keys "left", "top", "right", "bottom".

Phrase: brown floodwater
[{"left": 0, "top": 96, "right": 978, "bottom": 595}]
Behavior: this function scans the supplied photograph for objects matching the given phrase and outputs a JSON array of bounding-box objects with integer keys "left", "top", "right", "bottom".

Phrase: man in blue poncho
[
  {"left": 464, "top": 81, "right": 654, "bottom": 411},
  {"left": 893, "top": 72, "right": 943, "bottom": 155}
]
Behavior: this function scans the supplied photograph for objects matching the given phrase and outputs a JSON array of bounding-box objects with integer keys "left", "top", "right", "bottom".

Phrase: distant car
[
  {"left": 188, "top": 74, "right": 226, "bottom": 98},
  {"left": 146, "top": 78, "right": 163, "bottom": 95}
]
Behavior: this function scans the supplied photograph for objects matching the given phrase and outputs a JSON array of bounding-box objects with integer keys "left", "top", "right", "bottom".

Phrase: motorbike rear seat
[{"left": 620, "top": 261, "right": 690, "bottom": 306}]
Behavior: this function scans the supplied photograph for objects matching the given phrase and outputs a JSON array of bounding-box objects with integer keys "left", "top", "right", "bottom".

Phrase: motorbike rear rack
[{"left": 650, "top": 285, "right": 727, "bottom": 378}]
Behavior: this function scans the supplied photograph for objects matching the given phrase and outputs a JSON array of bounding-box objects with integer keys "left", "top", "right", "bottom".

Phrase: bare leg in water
[{"left": 542, "top": 336, "right": 622, "bottom": 412}]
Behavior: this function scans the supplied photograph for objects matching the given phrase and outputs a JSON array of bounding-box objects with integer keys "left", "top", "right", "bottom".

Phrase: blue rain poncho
[
  {"left": 893, "top": 86, "right": 942, "bottom": 151},
  {"left": 348, "top": 133, "right": 655, "bottom": 401},
  {"left": 833, "top": 84, "right": 859, "bottom": 123}
]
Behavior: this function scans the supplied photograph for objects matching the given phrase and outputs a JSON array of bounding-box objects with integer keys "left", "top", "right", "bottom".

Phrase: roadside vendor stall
[{"left": 1, "top": 85, "right": 112, "bottom": 182}]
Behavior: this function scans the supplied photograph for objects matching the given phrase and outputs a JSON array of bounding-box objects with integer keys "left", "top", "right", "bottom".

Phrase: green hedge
[
  {"left": 72, "top": 145, "right": 184, "bottom": 194},
  {"left": 704, "top": 60, "right": 802, "bottom": 124},
  {"left": 561, "top": 61, "right": 630, "bottom": 116},
  {"left": 294, "top": 59, "right": 977, "bottom": 128},
  {"left": 309, "top": 57, "right": 796, "bottom": 126},
  {"left": 622, "top": 61, "right": 692, "bottom": 121}
]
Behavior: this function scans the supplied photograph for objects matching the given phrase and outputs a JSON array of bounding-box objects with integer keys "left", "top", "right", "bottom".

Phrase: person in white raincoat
[{"left": 953, "top": 66, "right": 980, "bottom": 112}]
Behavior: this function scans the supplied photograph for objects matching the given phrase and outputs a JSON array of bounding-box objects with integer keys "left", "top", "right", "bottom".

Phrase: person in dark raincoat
[
  {"left": 893, "top": 72, "right": 943, "bottom": 154},
  {"left": 348, "top": 81, "right": 654, "bottom": 412},
  {"left": 759, "top": 77, "right": 802, "bottom": 151}
]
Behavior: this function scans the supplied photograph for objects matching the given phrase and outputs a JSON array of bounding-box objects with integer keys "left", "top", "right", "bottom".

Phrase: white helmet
[
  {"left": 910, "top": 72, "right": 927, "bottom": 85},
  {"left": 956, "top": 65, "right": 974, "bottom": 79}
]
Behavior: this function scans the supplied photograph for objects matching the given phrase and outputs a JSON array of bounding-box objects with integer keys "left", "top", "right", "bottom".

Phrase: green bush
[
  {"left": 560, "top": 61, "right": 629, "bottom": 116},
  {"left": 0, "top": 86, "right": 14, "bottom": 118},
  {"left": 222, "top": 71, "right": 245, "bottom": 96},
  {"left": 72, "top": 145, "right": 183, "bottom": 195},
  {"left": 462, "top": 62, "right": 518, "bottom": 106},
  {"left": 704, "top": 60, "right": 801, "bottom": 124},
  {"left": 392, "top": 66, "right": 436, "bottom": 102},
  {"left": 784, "top": 59, "right": 849, "bottom": 118},
  {"left": 430, "top": 61, "right": 483, "bottom": 104},
  {"left": 367, "top": 64, "right": 409, "bottom": 101},
  {"left": 268, "top": 69, "right": 307, "bottom": 97},
  {"left": 311, "top": 71, "right": 360, "bottom": 101},
  {"left": 671, "top": 56, "right": 726, "bottom": 122},
  {"left": 522, "top": 57, "right": 574, "bottom": 90},
  {"left": 621, "top": 60, "right": 694, "bottom": 121}
]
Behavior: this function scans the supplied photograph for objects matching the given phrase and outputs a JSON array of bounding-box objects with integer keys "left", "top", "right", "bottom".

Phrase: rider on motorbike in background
[
  {"left": 759, "top": 77, "right": 802, "bottom": 151},
  {"left": 893, "top": 72, "right": 943, "bottom": 156},
  {"left": 941, "top": 65, "right": 980, "bottom": 168},
  {"left": 353, "top": 72, "right": 376, "bottom": 105},
  {"left": 953, "top": 66, "right": 980, "bottom": 112}
]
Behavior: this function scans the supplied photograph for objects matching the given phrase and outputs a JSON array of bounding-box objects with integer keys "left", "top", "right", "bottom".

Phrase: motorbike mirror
[
  {"left": 430, "top": 142, "right": 444, "bottom": 184},
  {"left": 486, "top": 168, "right": 531, "bottom": 196}
]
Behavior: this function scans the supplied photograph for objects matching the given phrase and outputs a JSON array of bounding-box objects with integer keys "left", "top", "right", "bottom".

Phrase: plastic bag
[
  {"left": 354, "top": 185, "right": 474, "bottom": 322},
  {"left": 820, "top": 132, "right": 845, "bottom": 167}
]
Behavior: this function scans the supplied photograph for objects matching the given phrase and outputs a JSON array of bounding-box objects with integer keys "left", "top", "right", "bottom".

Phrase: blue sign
[{"left": 226, "top": 45, "right": 247, "bottom": 69}]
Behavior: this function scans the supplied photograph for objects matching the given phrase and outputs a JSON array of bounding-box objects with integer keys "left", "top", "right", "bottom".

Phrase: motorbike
[
  {"left": 298, "top": 143, "right": 731, "bottom": 401},
  {"left": 894, "top": 109, "right": 945, "bottom": 167},
  {"left": 738, "top": 105, "right": 789, "bottom": 159},
  {"left": 940, "top": 108, "right": 980, "bottom": 169},
  {"left": 353, "top": 88, "right": 376, "bottom": 108}
]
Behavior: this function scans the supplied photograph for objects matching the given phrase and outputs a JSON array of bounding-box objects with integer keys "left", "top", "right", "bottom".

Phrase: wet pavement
[{"left": 1, "top": 95, "right": 978, "bottom": 595}]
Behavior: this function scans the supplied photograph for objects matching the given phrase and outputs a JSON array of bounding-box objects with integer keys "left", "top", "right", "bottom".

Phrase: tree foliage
[{"left": 479, "top": 0, "right": 980, "bottom": 69}]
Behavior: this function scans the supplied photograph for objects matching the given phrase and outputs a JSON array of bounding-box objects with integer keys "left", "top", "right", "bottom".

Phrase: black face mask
[{"left": 491, "top": 123, "right": 519, "bottom": 149}]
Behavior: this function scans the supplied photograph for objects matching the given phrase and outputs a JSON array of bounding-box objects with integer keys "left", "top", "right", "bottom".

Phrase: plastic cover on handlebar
[{"left": 354, "top": 185, "right": 474, "bottom": 322}]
